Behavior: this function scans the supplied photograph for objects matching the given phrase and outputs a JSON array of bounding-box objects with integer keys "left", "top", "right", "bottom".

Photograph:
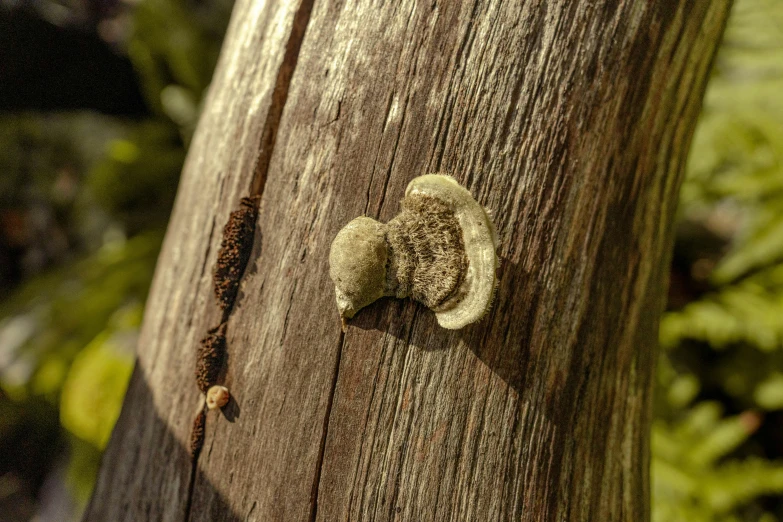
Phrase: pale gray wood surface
[{"left": 85, "top": 1, "right": 732, "bottom": 521}]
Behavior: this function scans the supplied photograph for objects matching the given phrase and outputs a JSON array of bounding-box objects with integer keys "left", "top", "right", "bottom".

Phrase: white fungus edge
[{"left": 405, "top": 174, "right": 499, "bottom": 329}]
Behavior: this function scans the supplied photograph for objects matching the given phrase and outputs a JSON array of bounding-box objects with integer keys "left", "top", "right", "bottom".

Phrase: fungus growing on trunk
[
  {"left": 190, "top": 408, "right": 206, "bottom": 458},
  {"left": 329, "top": 174, "right": 498, "bottom": 330},
  {"left": 195, "top": 322, "right": 227, "bottom": 394},
  {"left": 214, "top": 196, "right": 259, "bottom": 310}
]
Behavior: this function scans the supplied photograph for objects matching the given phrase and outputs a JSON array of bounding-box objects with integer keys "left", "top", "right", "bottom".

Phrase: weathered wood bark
[{"left": 85, "top": 1, "right": 732, "bottom": 521}]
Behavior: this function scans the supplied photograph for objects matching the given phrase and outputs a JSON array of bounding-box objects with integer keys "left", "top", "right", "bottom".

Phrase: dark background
[{"left": 0, "top": 1, "right": 231, "bottom": 519}]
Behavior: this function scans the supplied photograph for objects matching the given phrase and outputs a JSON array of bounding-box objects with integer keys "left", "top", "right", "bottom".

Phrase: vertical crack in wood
[
  {"left": 249, "top": 0, "right": 316, "bottom": 199},
  {"left": 185, "top": 0, "right": 316, "bottom": 520},
  {"left": 184, "top": 421, "right": 201, "bottom": 522},
  {"left": 246, "top": 500, "right": 258, "bottom": 521},
  {"left": 309, "top": 330, "right": 346, "bottom": 522}
]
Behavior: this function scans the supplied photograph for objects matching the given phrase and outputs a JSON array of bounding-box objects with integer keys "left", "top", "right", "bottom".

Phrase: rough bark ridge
[{"left": 85, "top": 1, "right": 732, "bottom": 521}]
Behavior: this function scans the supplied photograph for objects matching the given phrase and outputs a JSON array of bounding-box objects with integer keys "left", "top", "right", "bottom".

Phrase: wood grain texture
[{"left": 85, "top": 1, "right": 733, "bottom": 521}]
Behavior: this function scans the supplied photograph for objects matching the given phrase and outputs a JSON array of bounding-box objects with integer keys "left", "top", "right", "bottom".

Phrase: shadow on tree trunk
[{"left": 86, "top": 365, "right": 244, "bottom": 522}]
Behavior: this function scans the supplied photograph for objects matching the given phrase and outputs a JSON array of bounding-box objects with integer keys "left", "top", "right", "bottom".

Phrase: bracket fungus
[{"left": 329, "top": 174, "right": 498, "bottom": 330}]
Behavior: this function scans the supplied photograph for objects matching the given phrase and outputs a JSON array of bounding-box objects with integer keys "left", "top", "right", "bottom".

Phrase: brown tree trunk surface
[{"left": 85, "top": 1, "right": 732, "bottom": 521}]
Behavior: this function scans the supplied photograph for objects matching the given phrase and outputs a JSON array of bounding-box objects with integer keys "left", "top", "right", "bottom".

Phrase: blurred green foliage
[
  {"left": 653, "top": 0, "right": 783, "bottom": 520},
  {"left": 0, "top": 0, "right": 231, "bottom": 518}
]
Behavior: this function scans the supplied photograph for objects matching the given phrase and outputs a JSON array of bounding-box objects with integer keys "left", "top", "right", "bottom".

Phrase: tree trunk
[{"left": 85, "top": 1, "right": 732, "bottom": 521}]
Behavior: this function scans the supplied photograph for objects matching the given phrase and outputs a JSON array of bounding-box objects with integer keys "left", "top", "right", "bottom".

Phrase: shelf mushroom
[{"left": 329, "top": 174, "right": 498, "bottom": 330}]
